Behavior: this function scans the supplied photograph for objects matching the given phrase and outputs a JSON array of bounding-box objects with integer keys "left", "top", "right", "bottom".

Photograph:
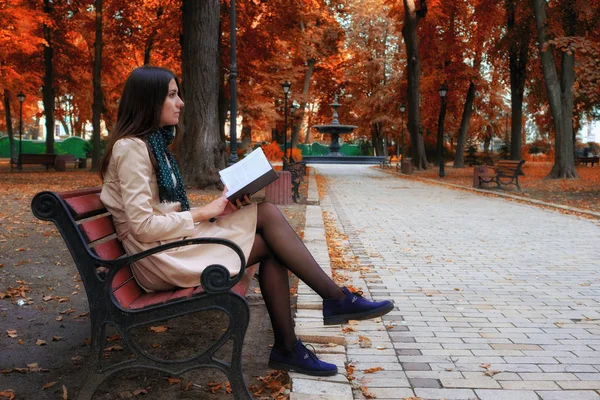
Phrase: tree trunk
[
  {"left": 453, "top": 81, "right": 476, "bottom": 168},
  {"left": 508, "top": 0, "right": 530, "bottom": 161},
  {"left": 179, "top": 0, "right": 225, "bottom": 187},
  {"left": 402, "top": 0, "right": 428, "bottom": 169},
  {"left": 241, "top": 124, "right": 251, "bottom": 150},
  {"left": 43, "top": 0, "right": 55, "bottom": 155},
  {"left": 371, "top": 122, "right": 384, "bottom": 156},
  {"left": 59, "top": 118, "right": 70, "bottom": 137},
  {"left": 531, "top": 0, "right": 578, "bottom": 178},
  {"left": 304, "top": 101, "right": 314, "bottom": 143},
  {"left": 3, "top": 89, "right": 16, "bottom": 162},
  {"left": 91, "top": 0, "right": 103, "bottom": 171},
  {"left": 291, "top": 58, "right": 315, "bottom": 150}
]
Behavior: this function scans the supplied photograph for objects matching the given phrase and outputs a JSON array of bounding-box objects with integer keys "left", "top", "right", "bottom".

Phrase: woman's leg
[
  {"left": 247, "top": 233, "right": 296, "bottom": 352},
  {"left": 253, "top": 202, "right": 345, "bottom": 301}
]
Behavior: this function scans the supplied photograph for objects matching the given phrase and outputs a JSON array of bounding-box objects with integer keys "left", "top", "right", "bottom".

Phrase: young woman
[{"left": 100, "top": 66, "right": 393, "bottom": 377}]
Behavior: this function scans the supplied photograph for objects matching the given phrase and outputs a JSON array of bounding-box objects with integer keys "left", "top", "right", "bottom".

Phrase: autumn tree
[
  {"left": 401, "top": 0, "right": 428, "bottom": 169},
  {"left": 179, "top": 0, "right": 225, "bottom": 187},
  {"left": 531, "top": 0, "right": 578, "bottom": 178}
]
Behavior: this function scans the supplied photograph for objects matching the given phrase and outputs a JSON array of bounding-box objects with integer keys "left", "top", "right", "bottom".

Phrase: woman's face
[{"left": 159, "top": 78, "right": 184, "bottom": 127}]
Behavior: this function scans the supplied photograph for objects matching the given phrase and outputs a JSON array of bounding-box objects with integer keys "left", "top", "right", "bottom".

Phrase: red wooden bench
[{"left": 32, "top": 187, "right": 256, "bottom": 400}]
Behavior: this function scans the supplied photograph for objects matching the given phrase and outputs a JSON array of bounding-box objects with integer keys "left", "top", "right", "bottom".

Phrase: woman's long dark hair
[{"left": 100, "top": 66, "right": 182, "bottom": 179}]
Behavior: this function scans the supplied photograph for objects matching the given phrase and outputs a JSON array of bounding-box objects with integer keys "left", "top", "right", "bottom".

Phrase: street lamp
[
  {"left": 504, "top": 111, "right": 509, "bottom": 159},
  {"left": 399, "top": 103, "right": 406, "bottom": 159},
  {"left": 437, "top": 84, "right": 448, "bottom": 178},
  {"left": 17, "top": 92, "right": 26, "bottom": 170},
  {"left": 227, "top": 0, "right": 239, "bottom": 165},
  {"left": 289, "top": 102, "right": 299, "bottom": 163},
  {"left": 281, "top": 81, "right": 291, "bottom": 165}
]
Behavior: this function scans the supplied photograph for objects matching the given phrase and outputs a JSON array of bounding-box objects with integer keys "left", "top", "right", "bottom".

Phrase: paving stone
[
  {"left": 500, "top": 381, "right": 561, "bottom": 390},
  {"left": 414, "top": 388, "right": 478, "bottom": 399},
  {"left": 409, "top": 378, "right": 442, "bottom": 388},
  {"left": 361, "top": 387, "right": 416, "bottom": 398},
  {"left": 402, "top": 362, "right": 432, "bottom": 371},
  {"left": 537, "top": 390, "right": 600, "bottom": 400},
  {"left": 475, "top": 389, "right": 540, "bottom": 400},
  {"left": 290, "top": 392, "right": 352, "bottom": 400},
  {"left": 441, "top": 377, "right": 501, "bottom": 389},
  {"left": 291, "top": 378, "right": 353, "bottom": 397}
]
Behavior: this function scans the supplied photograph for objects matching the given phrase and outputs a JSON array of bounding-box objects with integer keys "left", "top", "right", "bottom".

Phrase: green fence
[
  {"left": 295, "top": 143, "right": 363, "bottom": 156},
  {"left": 0, "top": 136, "right": 87, "bottom": 159}
]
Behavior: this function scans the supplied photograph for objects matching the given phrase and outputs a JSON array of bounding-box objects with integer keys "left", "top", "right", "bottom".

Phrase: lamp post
[
  {"left": 281, "top": 81, "right": 291, "bottom": 165},
  {"left": 504, "top": 111, "right": 509, "bottom": 159},
  {"left": 437, "top": 84, "right": 448, "bottom": 178},
  {"left": 290, "top": 102, "right": 298, "bottom": 163},
  {"left": 399, "top": 103, "right": 406, "bottom": 159},
  {"left": 17, "top": 92, "right": 26, "bottom": 170},
  {"left": 228, "top": 0, "right": 239, "bottom": 165}
]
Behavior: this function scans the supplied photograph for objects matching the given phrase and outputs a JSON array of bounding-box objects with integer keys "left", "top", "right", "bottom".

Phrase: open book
[{"left": 219, "top": 147, "right": 279, "bottom": 203}]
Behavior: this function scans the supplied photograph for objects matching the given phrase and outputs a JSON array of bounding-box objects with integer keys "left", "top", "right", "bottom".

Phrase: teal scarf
[{"left": 147, "top": 126, "right": 190, "bottom": 211}]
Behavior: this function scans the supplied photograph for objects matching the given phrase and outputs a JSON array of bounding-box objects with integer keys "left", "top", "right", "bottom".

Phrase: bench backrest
[
  {"left": 496, "top": 160, "right": 525, "bottom": 177},
  {"left": 32, "top": 187, "right": 145, "bottom": 309}
]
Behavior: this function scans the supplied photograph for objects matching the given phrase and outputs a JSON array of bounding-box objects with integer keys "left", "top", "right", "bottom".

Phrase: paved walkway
[{"left": 293, "top": 165, "right": 600, "bottom": 400}]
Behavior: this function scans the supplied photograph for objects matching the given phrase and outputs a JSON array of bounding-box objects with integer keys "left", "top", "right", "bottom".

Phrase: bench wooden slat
[
  {"left": 65, "top": 194, "right": 106, "bottom": 220},
  {"left": 167, "top": 288, "right": 195, "bottom": 302},
  {"left": 113, "top": 280, "right": 143, "bottom": 308},
  {"left": 129, "top": 291, "right": 174, "bottom": 310},
  {"left": 80, "top": 216, "right": 116, "bottom": 243},
  {"left": 93, "top": 239, "right": 126, "bottom": 260}
]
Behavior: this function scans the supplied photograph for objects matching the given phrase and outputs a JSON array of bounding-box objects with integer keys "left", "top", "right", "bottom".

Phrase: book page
[{"left": 218, "top": 148, "right": 273, "bottom": 196}]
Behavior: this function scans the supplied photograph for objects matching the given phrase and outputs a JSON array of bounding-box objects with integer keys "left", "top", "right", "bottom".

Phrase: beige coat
[{"left": 100, "top": 138, "right": 257, "bottom": 292}]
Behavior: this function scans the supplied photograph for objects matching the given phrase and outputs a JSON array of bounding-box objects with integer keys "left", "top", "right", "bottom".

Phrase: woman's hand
[
  {"left": 190, "top": 196, "right": 230, "bottom": 223},
  {"left": 219, "top": 194, "right": 251, "bottom": 216}
]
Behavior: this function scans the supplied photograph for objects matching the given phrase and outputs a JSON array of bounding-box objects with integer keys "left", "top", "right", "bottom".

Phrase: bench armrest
[{"left": 94, "top": 237, "right": 247, "bottom": 294}]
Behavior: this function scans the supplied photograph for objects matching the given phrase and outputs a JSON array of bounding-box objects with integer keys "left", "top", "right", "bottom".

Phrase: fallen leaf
[
  {"left": 0, "top": 390, "right": 15, "bottom": 400},
  {"left": 484, "top": 370, "right": 500, "bottom": 377},
  {"left": 149, "top": 326, "right": 168, "bottom": 333},
  {"left": 36, "top": 339, "right": 47, "bottom": 346},
  {"left": 166, "top": 377, "right": 181, "bottom": 385},
  {"left": 56, "top": 316, "right": 63, "bottom": 321},
  {"left": 342, "top": 327, "right": 356, "bottom": 334},
  {"left": 43, "top": 295, "right": 54, "bottom": 302},
  {"left": 358, "top": 335, "right": 372, "bottom": 348},
  {"left": 17, "top": 339, "right": 24, "bottom": 345},
  {"left": 132, "top": 389, "right": 148, "bottom": 395},
  {"left": 103, "top": 345, "right": 123, "bottom": 352},
  {"left": 364, "top": 367, "right": 383, "bottom": 373},
  {"left": 62, "top": 385, "right": 68, "bottom": 400},
  {"left": 52, "top": 336, "right": 62, "bottom": 341},
  {"left": 480, "top": 363, "right": 491, "bottom": 369},
  {"left": 361, "top": 386, "right": 376, "bottom": 399},
  {"left": 42, "top": 381, "right": 58, "bottom": 390},
  {"left": 6, "top": 330, "right": 17, "bottom": 338}
]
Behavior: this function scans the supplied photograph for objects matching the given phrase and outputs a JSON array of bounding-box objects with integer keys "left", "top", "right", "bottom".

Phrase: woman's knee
[{"left": 257, "top": 201, "right": 284, "bottom": 227}]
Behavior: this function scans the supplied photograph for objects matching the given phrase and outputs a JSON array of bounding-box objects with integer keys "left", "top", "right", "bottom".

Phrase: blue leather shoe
[
  {"left": 323, "top": 287, "right": 394, "bottom": 325},
  {"left": 268, "top": 340, "right": 338, "bottom": 376}
]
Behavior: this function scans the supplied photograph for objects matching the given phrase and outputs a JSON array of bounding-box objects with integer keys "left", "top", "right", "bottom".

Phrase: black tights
[{"left": 247, "top": 202, "right": 345, "bottom": 352}]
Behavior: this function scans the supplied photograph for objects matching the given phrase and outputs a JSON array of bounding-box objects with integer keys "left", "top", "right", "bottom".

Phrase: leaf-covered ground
[
  {"left": 385, "top": 161, "right": 600, "bottom": 215},
  {"left": 0, "top": 162, "right": 305, "bottom": 399}
]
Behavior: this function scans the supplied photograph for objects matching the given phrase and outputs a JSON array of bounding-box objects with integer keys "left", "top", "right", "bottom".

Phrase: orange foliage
[
  {"left": 285, "top": 148, "right": 303, "bottom": 161},
  {"left": 261, "top": 142, "right": 284, "bottom": 161}
]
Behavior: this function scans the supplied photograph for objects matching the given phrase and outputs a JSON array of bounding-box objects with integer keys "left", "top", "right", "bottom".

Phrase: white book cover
[{"left": 218, "top": 147, "right": 279, "bottom": 203}]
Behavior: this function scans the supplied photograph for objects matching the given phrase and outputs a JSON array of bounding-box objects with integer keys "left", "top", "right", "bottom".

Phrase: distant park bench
[
  {"left": 10, "top": 153, "right": 57, "bottom": 171},
  {"left": 576, "top": 156, "right": 599, "bottom": 167},
  {"left": 380, "top": 156, "right": 393, "bottom": 168},
  {"left": 31, "top": 187, "right": 257, "bottom": 399},
  {"left": 478, "top": 160, "right": 526, "bottom": 191},
  {"left": 283, "top": 158, "right": 307, "bottom": 202}
]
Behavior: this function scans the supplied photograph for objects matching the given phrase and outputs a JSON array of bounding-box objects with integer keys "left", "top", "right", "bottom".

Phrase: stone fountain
[{"left": 303, "top": 96, "right": 385, "bottom": 164}]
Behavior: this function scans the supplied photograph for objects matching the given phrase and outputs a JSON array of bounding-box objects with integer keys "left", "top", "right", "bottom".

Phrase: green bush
[{"left": 83, "top": 138, "right": 107, "bottom": 156}]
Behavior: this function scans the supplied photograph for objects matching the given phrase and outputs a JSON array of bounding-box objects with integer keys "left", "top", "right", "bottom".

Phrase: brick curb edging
[
  {"left": 379, "top": 168, "right": 600, "bottom": 219},
  {"left": 289, "top": 168, "right": 354, "bottom": 400}
]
